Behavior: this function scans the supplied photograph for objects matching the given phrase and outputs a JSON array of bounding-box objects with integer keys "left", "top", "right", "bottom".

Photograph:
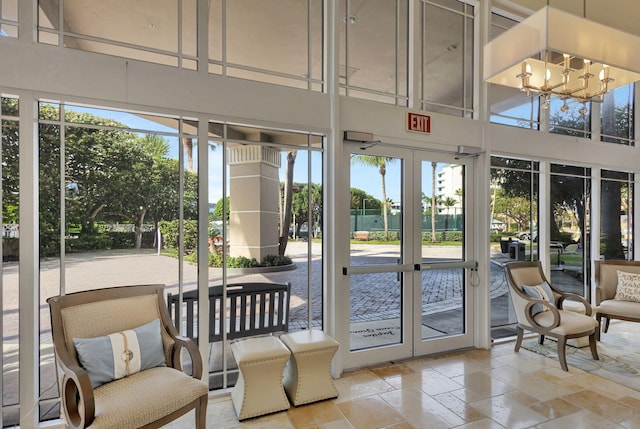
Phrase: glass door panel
[
  {"left": 348, "top": 149, "right": 407, "bottom": 354},
  {"left": 345, "top": 144, "right": 474, "bottom": 367}
]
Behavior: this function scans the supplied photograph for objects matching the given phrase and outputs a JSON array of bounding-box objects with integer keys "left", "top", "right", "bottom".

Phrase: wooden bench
[
  {"left": 353, "top": 231, "right": 370, "bottom": 241},
  {"left": 167, "top": 282, "right": 291, "bottom": 343}
]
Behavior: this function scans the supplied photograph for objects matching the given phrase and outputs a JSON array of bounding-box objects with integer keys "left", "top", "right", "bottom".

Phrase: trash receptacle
[
  {"left": 500, "top": 240, "right": 510, "bottom": 254},
  {"left": 509, "top": 241, "right": 525, "bottom": 260}
]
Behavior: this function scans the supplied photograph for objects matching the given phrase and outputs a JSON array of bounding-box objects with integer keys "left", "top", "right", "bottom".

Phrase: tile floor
[{"left": 168, "top": 338, "right": 640, "bottom": 429}]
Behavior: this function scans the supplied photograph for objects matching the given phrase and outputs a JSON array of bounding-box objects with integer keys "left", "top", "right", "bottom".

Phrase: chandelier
[{"left": 484, "top": 6, "right": 640, "bottom": 112}]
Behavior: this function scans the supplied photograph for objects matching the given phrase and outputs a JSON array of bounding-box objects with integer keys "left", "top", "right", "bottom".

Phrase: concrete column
[{"left": 227, "top": 145, "right": 281, "bottom": 261}]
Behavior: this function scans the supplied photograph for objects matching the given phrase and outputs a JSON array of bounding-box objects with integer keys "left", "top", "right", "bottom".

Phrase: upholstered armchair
[
  {"left": 594, "top": 260, "right": 640, "bottom": 339},
  {"left": 47, "top": 284, "right": 209, "bottom": 429},
  {"left": 504, "top": 261, "right": 599, "bottom": 371}
]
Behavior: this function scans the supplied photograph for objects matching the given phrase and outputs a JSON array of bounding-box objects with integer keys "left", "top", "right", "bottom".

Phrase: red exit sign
[{"left": 407, "top": 112, "right": 431, "bottom": 134}]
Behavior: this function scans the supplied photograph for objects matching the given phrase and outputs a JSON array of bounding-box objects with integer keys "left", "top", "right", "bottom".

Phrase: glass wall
[
  {"left": 339, "top": 0, "right": 409, "bottom": 105},
  {"left": 489, "top": 156, "right": 539, "bottom": 339},
  {"left": 203, "top": 123, "right": 324, "bottom": 389},
  {"left": 601, "top": 170, "right": 634, "bottom": 260},
  {"left": 37, "top": 0, "right": 198, "bottom": 69},
  {"left": 549, "top": 98, "right": 591, "bottom": 138},
  {"left": 549, "top": 164, "right": 591, "bottom": 297},
  {"left": 37, "top": 102, "right": 198, "bottom": 423},
  {"left": 601, "top": 84, "right": 635, "bottom": 146},
  {"left": 209, "top": 0, "right": 324, "bottom": 90},
  {"left": 1, "top": 96, "right": 19, "bottom": 426},
  {"left": 421, "top": 0, "right": 474, "bottom": 117},
  {"left": 0, "top": 0, "right": 17, "bottom": 38}
]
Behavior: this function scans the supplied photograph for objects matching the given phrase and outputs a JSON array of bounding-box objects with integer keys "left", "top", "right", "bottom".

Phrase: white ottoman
[
  {"left": 279, "top": 330, "right": 339, "bottom": 406},
  {"left": 230, "top": 336, "right": 291, "bottom": 420}
]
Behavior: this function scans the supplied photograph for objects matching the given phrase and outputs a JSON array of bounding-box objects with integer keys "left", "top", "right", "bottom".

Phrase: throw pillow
[
  {"left": 521, "top": 282, "right": 555, "bottom": 316},
  {"left": 73, "top": 318, "right": 166, "bottom": 389},
  {"left": 615, "top": 270, "right": 640, "bottom": 303}
]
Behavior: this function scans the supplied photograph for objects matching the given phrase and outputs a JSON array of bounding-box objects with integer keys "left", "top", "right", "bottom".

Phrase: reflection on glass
[
  {"left": 601, "top": 170, "right": 634, "bottom": 260},
  {"left": 422, "top": 2, "right": 474, "bottom": 116},
  {"left": 421, "top": 269, "right": 464, "bottom": 339},
  {"left": 549, "top": 98, "right": 591, "bottom": 138},
  {"left": 549, "top": 165, "right": 591, "bottom": 297},
  {"left": 209, "top": 0, "right": 323, "bottom": 90},
  {"left": 489, "top": 156, "right": 539, "bottom": 339},
  {"left": 2, "top": 97, "right": 20, "bottom": 425},
  {"left": 420, "top": 161, "right": 465, "bottom": 339},
  {"left": 37, "top": 0, "right": 196, "bottom": 68},
  {"left": 601, "top": 84, "right": 635, "bottom": 145},
  {"left": 340, "top": 0, "right": 409, "bottom": 105},
  {"left": 207, "top": 123, "right": 324, "bottom": 389},
  {"left": 349, "top": 273, "right": 402, "bottom": 350}
]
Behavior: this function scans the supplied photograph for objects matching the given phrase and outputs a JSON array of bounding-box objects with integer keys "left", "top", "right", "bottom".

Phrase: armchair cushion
[
  {"left": 522, "top": 282, "right": 555, "bottom": 316},
  {"left": 534, "top": 309, "right": 598, "bottom": 336},
  {"left": 614, "top": 271, "right": 640, "bottom": 303},
  {"left": 73, "top": 318, "right": 166, "bottom": 388}
]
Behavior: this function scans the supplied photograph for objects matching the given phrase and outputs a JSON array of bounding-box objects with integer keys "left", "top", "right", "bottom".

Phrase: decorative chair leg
[
  {"left": 603, "top": 317, "right": 610, "bottom": 333},
  {"left": 595, "top": 314, "right": 601, "bottom": 341},
  {"left": 196, "top": 396, "right": 207, "bottom": 429},
  {"left": 514, "top": 326, "right": 524, "bottom": 352},
  {"left": 588, "top": 333, "right": 599, "bottom": 361},
  {"left": 557, "top": 337, "right": 568, "bottom": 372}
]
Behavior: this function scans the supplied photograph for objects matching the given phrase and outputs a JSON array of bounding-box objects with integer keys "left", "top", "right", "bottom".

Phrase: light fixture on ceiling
[{"left": 484, "top": 5, "right": 640, "bottom": 113}]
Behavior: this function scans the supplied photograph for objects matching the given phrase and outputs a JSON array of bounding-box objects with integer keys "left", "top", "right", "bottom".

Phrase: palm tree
[
  {"left": 279, "top": 150, "right": 297, "bottom": 255},
  {"left": 351, "top": 155, "right": 395, "bottom": 240},
  {"left": 443, "top": 196, "right": 457, "bottom": 231},
  {"left": 431, "top": 162, "right": 438, "bottom": 242}
]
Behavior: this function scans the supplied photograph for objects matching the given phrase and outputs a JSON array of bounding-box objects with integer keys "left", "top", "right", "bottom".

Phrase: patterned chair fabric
[{"left": 48, "top": 284, "right": 209, "bottom": 429}]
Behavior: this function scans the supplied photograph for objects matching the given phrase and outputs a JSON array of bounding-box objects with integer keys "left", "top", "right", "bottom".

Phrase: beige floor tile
[
  {"left": 470, "top": 394, "right": 548, "bottom": 429},
  {"left": 320, "top": 421, "right": 357, "bottom": 429},
  {"left": 454, "top": 418, "right": 507, "bottom": 429},
  {"left": 335, "top": 396, "right": 406, "bottom": 429},
  {"left": 529, "top": 397, "right": 581, "bottom": 420},
  {"left": 333, "top": 369, "right": 395, "bottom": 403},
  {"left": 432, "top": 391, "right": 487, "bottom": 422},
  {"left": 534, "top": 409, "right": 625, "bottom": 429},
  {"left": 379, "top": 388, "right": 466, "bottom": 429},
  {"left": 561, "top": 390, "right": 636, "bottom": 423},
  {"left": 569, "top": 372, "right": 638, "bottom": 400},
  {"left": 287, "top": 400, "right": 345, "bottom": 428},
  {"left": 451, "top": 371, "right": 515, "bottom": 399},
  {"left": 385, "top": 368, "right": 463, "bottom": 395},
  {"left": 369, "top": 362, "right": 415, "bottom": 378}
]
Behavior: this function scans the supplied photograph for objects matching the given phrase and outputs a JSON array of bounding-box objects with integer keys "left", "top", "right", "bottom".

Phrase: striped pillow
[
  {"left": 73, "top": 319, "right": 166, "bottom": 388},
  {"left": 521, "top": 282, "right": 555, "bottom": 316}
]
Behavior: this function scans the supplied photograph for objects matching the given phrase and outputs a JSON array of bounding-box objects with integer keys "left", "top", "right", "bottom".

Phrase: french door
[{"left": 343, "top": 143, "right": 476, "bottom": 368}]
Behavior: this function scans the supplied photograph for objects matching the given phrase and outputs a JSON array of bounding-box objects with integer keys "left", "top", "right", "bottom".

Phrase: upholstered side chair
[
  {"left": 504, "top": 261, "right": 599, "bottom": 371},
  {"left": 47, "top": 284, "right": 208, "bottom": 429},
  {"left": 594, "top": 259, "right": 640, "bottom": 339}
]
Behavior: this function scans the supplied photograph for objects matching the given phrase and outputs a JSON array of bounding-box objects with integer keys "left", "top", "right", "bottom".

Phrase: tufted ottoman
[
  {"left": 230, "top": 336, "right": 291, "bottom": 420},
  {"left": 279, "top": 330, "right": 339, "bottom": 406}
]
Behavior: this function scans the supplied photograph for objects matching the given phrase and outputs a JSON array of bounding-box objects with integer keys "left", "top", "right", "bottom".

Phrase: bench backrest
[
  {"left": 167, "top": 282, "right": 291, "bottom": 343},
  {"left": 595, "top": 260, "right": 640, "bottom": 303}
]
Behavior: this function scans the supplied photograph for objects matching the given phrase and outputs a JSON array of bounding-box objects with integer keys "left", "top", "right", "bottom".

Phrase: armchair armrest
[
  {"left": 557, "top": 292, "right": 593, "bottom": 316},
  {"left": 57, "top": 361, "right": 95, "bottom": 429},
  {"left": 524, "top": 299, "right": 561, "bottom": 333},
  {"left": 171, "top": 335, "right": 204, "bottom": 379}
]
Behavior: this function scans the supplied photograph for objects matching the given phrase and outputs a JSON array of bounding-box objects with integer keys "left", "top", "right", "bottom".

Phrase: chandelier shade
[{"left": 484, "top": 6, "right": 640, "bottom": 104}]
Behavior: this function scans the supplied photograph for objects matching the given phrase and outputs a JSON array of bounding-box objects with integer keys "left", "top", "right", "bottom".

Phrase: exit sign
[{"left": 407, "top": 112, "right": 431, "bottom": 134}]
